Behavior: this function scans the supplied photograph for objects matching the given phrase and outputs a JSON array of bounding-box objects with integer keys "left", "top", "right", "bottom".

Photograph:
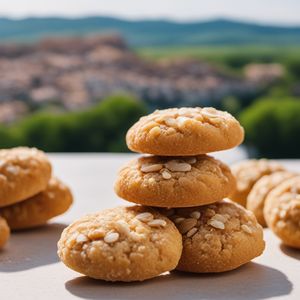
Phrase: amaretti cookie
[
  {"left": 161, "top": 199, "right": 265, "bottom": 273},
  {"left": 115, "top": 155, "right": 236, "bottom": 207},
  {"left": 230, "top": 159, "right": 284, "bottom": 207},
  {"left": 57, "top": 206, "right": 182, "bottom": 282},
  {"left": 0, "top": 177, "right": 73, "bottom": 230},
  {"left": 264, "top": 177, "right": 300, "bottom": 249},
  {"left": 247, "top": 172, "right": 296, "bottom": 227},
  {"left": 0, "top": 147, "right": 52, "bottom": 207},
  {"left": 0, "top": 217, "right": 10, "bottom": 249},
  {"left": 126, "top": 107, "right": 244, "bottom": 156}
]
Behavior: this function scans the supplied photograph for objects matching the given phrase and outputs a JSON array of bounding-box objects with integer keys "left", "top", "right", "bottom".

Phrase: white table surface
[{"left": 0, "top": 150, "right": 299, "bottom": 300}]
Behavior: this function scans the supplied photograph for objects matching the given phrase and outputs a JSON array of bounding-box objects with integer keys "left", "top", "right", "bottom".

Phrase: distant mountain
[{"left": 0, "top": 17, "right": 300, "bottom": 47}]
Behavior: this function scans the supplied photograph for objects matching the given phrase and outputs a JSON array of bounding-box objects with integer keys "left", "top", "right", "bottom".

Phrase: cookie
[
  {"left": 264, "top": 177, "right": 300, "bottom": 249},
  {"left": 230, "top": 159, "right": 285, "bottom": 207},
  {"left": 247, "top": 172, "right": 296, "bottom": 227},
  {"left": 0, "top": 217, "right": 10, "bottom": 249},
  {"left": 0, "top": 147, "right": 52, "bottom": 207},
  {"left": 0, "top": 177, "right": 73, "bottom": 230},
  {"left": 161, "top": 199, "right": 265, "bottom": 273},
  {"left": 126, "top": 107, "right": 244, "bottom": 156},
  {"left": 115, "top": 155, "right": 235, "bottom": 207},
  {"left": 57, "top": 206, "right": 182, "bottom": 282}
]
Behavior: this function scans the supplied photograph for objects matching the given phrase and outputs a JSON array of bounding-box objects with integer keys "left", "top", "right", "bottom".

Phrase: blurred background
[{"left": 0, "top": 0, "right": 300, "bottom": 158}]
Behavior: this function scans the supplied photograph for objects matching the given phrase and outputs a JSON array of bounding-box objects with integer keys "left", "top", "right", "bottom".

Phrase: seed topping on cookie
[
  {"left": 190, "top": 211, "right": 201, "bottom": 219},
  {"left": 241, "top": 224, "right": 253, "bottom": 234},
  {"left": 140, "top": 164, "right": 163, "bottom": 173},
  {"left": 207, "top": 219, "right": 225, "bottom": 230},
  {"left": 104, "top": 232, "right": 120, "bottom": 244},
  {"left": 177, "top": 218, "right": 197, "bottom": 234},
  {"left": 140, "top": 158, "right": 195, "bottom": 177},
  {"left": 147, "top": 219, "right": 167, "bottom": 228},
  {"left": 136, "top": 212, "right": 154, "bottom": 222},
  {"left": 161, "top": 170, "right": 172, "bottom": 179}
]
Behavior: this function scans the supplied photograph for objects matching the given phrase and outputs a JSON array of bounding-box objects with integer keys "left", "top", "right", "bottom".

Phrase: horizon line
[{"left": 1, "top": 14, "right": 300, "bottom": 28}]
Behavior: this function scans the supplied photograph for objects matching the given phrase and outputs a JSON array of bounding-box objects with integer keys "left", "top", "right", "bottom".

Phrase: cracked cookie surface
[
  {"left": 0, "top": 217, "right": 10, "bottom": 249},
  {"left": 161, "top": 199, "right": 265, "bottom": 273},
  {"left": 57, "top": 206, "right": 182, "bottom": 282},
  {"left": 0, "top": 177, "right": 73, "bottom": 230},
  {"left": 264, "top": 177, "right": 300, "bottom": 249},
  {"left": 247, "top": 171, "right": 296, "bottom": 227},
  {"left": 115, "top": 155, "right": 236, "bottom": 207},
  {"left": 0, "top": 147, "right": 52, "bottom": 207},
  {"left": 230, "top": 159, "right": 285, "bottom": 207},
  {"left": 126, "top": 107, "right": 244, "bottom": 156}
]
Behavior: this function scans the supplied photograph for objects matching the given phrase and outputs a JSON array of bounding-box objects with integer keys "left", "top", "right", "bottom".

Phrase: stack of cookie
[
  {"left": 230, "top": 159, "right": 300, "bottom": 249},
  {"left": 0, "top": 147, "right": 73, "bottom": 249},
  {"left": 58, "top": 107, "right": 265, "bottom": 282}
]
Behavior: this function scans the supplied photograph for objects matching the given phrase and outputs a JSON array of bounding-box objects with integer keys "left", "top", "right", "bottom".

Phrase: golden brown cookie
[
  {"left": 230, "top": 159, "right": 285, "bottom": 207},
  {"left": 126, "top": 107, "right": 244, "bottom": 156},
  {"left": 264, "top": 177, "right": 300, "bottom": 249},
  {"left": 161, "top": 199, "right": 265, "bottom": 273},
  {"left": 247, "top": 172, "right": 296, "bottom": 227},
  {"left": 0, "top": 177, "right": 73, "bottom": 230},
  {"left": 115, "top": 155, "right": 236, "bottom": 207},
  {"left": 58, "top": 206, "right": 182, "bottom": 282},
  {"left": 0, "top": 147, "right": 52, "bottom": 207},
  {"left": 0, "top": 217, "right": 10, "bottom": 249}
]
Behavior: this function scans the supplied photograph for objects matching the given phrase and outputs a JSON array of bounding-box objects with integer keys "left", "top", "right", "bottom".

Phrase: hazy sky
[{"left": 1, "top": 0, "right": 300, "bottom": 25}]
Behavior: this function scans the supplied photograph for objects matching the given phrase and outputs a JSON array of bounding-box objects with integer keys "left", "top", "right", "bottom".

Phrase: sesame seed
[
  {"left": 148, "top": 219, "right": 167, "bottom": 228},
  {"left": 208, "top": 219, "right": 225, "bottom": 230},
  {"left": 162, "top": 170, "right": 172, "bottom": 179},
  {"left": 165, "top": 117, "right": 177, "bottom": 127},
  {"left": 186, "top": 227, "right": 198, "bottom": 238},
  {"left": 165, "top": 160, "right": 192, "bottom": 172},
  {"left": 174, "top": 217, "right": 185, "bottom": 224},
  {"left": 149, "top": 126, "right": 161, "bottom": 137},
  {"left": 6, "top": 165, "right": 19, "bottom": 175},
  {"left": 211, "top": 213, "right": 227, "bottom": 223},
  {"left": 185, "top": 157, "right": 197, "bottom": 164},
  {"left": 178, "top": 218, "right": 197, "bottom": 234},
  {"left": 279, "top": 210, "right": 287, "bottom": 219},
  {"left": 104, "top": 232, "right": 119, "bottom": 243},
  {"left": 241, "top": 224, "right": 252, "bottom": 234},
  {"left": 190, "top": 211, "right": 201, "bottom": 219},
  {"left": 76, "top": 234, "right": 88, "bottom": 243},
  {"left": 88, "top": 229, "right": 105, "bottom": 239},
  {"left": 136, "top": 212, "right": 154, "bottom": 223},
  {"left": 176, "top": 116, "right": 190, "bottom": 126},
  {"left": 115, "top": 220, "right": 131, "bottom": 235},
  {"left": 0, "top": 160, "right": 5, "bottom": 168},
  {"left": 141, "top": 163, "right": 163, "bottom": 173}
]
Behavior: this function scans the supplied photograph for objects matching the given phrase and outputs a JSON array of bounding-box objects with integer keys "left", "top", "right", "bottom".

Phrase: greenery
[
  {"left": 1, "top": 40, "right": 300, "bottom": 156},
  {"left": 139, "top": 45, "right": 300, "bottom": 73},
  {"left": 0, "top": 95, "right": 147, "bottom": 152},
  {"left": 240, "top": 98, "right": 300, "bottom": 158}
]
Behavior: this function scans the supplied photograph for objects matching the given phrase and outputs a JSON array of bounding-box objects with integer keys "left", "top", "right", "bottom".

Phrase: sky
[{"left": 1, "top": 0, "right": 300, "bottom": 26}]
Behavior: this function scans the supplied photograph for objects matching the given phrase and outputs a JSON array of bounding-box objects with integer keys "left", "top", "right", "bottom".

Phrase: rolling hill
[{"left": 0, "top": 17, "right": 300, "bottom": 47}]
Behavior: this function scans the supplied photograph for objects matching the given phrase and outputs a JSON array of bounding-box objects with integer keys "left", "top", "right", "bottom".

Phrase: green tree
[
  {"left": 286, "top": 58, "right": 300, "bottom": 79},
  {"left": 0, "top": 94, "right": 147, "bottom": 152},
  {"left": 0, "top": 125, "right": 21, "bottom": 148},
  {"left": 240, "top": 98, "right": 300, "bottom": 158}
]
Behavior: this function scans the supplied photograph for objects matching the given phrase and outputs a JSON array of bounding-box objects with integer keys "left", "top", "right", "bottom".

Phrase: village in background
[{"left": 0, "top": 17, "right": 300, "bottom": 158}]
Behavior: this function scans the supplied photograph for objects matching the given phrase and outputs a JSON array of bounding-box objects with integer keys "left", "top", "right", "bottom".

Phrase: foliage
[
  {"left": 240, "top": 98, "right": 300, "bottom": 158},
  {"left": 286, "top": 58, "right": 300, "bottom": 79},
  {"left": 0, "top": 95, "right": 147, "bottom": 152}
]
